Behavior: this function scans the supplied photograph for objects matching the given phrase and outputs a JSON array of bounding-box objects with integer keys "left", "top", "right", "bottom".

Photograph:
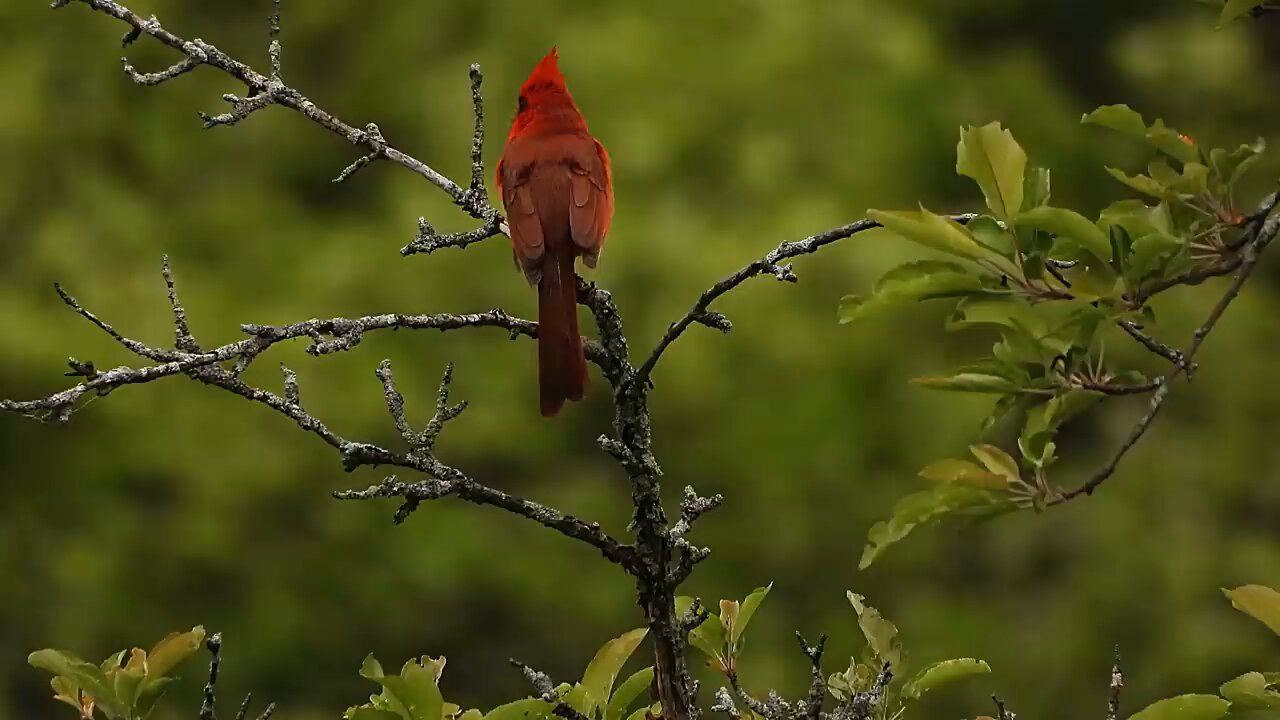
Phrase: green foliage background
[{"left": 2, "top": 1, "right": 1279, "bottom": 719}]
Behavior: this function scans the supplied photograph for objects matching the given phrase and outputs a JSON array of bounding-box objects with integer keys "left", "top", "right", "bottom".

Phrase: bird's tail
[{"left": 537, "top": 248, "right": 587, "bottom": 417}]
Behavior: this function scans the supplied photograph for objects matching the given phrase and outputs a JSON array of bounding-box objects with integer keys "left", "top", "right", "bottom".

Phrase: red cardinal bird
[{"left": 497, "top": 48, "right": 613, "bottom": 417}]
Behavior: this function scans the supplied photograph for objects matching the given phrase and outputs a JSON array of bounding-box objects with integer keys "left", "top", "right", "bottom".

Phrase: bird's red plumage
[{"left": 496, "top": 49, "right": 613, "bottom": 417}]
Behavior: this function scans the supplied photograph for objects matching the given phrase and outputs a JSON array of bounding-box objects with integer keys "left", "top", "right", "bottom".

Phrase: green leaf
[
  {"left": 1128, "top": 232, "right": 1184, "bottom": 284},
  {"left": 625, "top": 704, "right": 661, "bottom": 720},
  {"left": 1146, "top": 119, "right": 1200, "bottom": 165},
  {"left": 846, "top": 593, "right": 902, "bottom": 669},
  {"left": 1219, "top": 0, "right": 1265, "bottom": 27},
  {"left": 912, "top": 373, "right": 1017, "bottom": 393},
  {"left": 400, "top": 659, "right": 446, "bottom": 720},
  {"left": 733, "top": 584, "right": 773, "bottom": 648},
  {"left": 859, "top": 485, "right": 1015, "bottom": 569},
  {"left": 1210, "top": 139, "right": 1266, "bottom": 187},
  {"left": 482, "top": 699, "right": 553, "bottom": 720},
  {"left": 957, "top": 122, "right": 1027, "bottom": 219},
  {"left": 1106, "top": 168, "right": 1169, "bottom": 199},
  {"left": 967, "top": 215, "right": 1014, "bottom": 258},
  {"left": 902, "top": 658, "right": 992, "bottom": 700},
  {"left": 581, "top": 629, "right": 648, "bottom": 716},
  {"left": 1017, "top": 206, "right": 1111, "bottom": 263},
  {"left": 1082, "top": 105, "right": 1147, "bottom": 140},
  {"left": 50, "top": 675, "right": 84, "bottom": 712},
  {"left": 969, "top": 445, "right": 1022, "bottom": 485},
  {"left": 918, "top": 459, "right": 1008, "bottom": 490},
  {"left": 145, "top": 627, "right": 206, "bottom": 679},
  {"left": 1223, "top": 585, "right": 1280, "bottom": 636},
  {"left": 1022, "top": 167, "right": 1052, "bottom": 212},
  {"left": 1126, "top": 695, "right": 1230, "bottom": 720},
  {"left": 350, "top": 709, "right": 412, "bottom": 720},
  {"left": 1020, "top": 390, "right": 1103, "bottom": 465},
  {"left": 133, "top": 678, "right": 177, "bottom": 720},
  {"left": 868, "top": 208, "right": 1002, "bottom": 264},
  {"left": 112, "top": 650, "right": 148, "bottom": 713},
  {"left": 605, "top": 668, "right": 654, "bottom": 720},
  {"left": 1220, "top": 672, "right": 1280, "bottom": 709},
  {"left": 30, "top": 649, "right": 129, "bottom": 719},
  {"left": 674, "top": 597, "right": 724, "bottom": 662},
  {"left": 839, "top": 261, "right": 990, "bottom": 324}
]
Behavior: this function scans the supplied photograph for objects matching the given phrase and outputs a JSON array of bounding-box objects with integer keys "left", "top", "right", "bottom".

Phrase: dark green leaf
[
  {"left": 1022, "top": 167, "right": 1052, "bottom": 212},
  {"left": 1106, "top": 168, "right": 1168, "bottom": 199}
]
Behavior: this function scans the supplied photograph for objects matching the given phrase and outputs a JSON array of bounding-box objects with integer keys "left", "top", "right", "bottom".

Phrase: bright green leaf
[
  {"left": 145, "top": 627, "right": 206, "bottom": 679},
  {"left": 1219, "top": 0, "right": 1265, "bottom": 28},
  {"left": 868, "top": 207, "right": 1002, "bottom": 264},
  {"left": 902, "top": 658, "right": 992, "bottom": 699},
  {"left": 1126, "top": 695, "right": 1230, "bottom": 720},
  {"left": 1210, "top": 139, "right": 1266, "bottom": 186},
  {"left": 30, "top": 649, "right": 128, "bottom": 719},
  {"left": 482, "top": 698, "right": 553, "bottom": 720},
  {"left": 733, "top": 584, "right": 773, "bottom": 648},
  {"left": 912, "top": 373, "right": 1017, "bottom": 393},
  {"left": 1017, "top": 206, "right": 1111, "bottom": 262},
  {"left": 1223, "top": 585, "right": 1280, "bottom": 636},
  {"left": 606, "top": 668, "right": 654, "bottom": 720},
  {"left": 839, "top": 261, "right": 990, "bottom": 324},
  {"left": 846, "top": 593, "right": 902, "bottom": 669},
  {"left": 1082, "top": 105, "right": 1148, "bottom": 139},
  {"left": 1220, "top": 672, "right": 1280, "bottom": 709},
  {"left": 918, "top": 459, "right": 1008, "bottom": 490},
  {"left": 969, "top": 445, "right": 1022, "bottom": 485},
  {"left": 349, "top": 709, "right": 410, "bottom": 720},
  {"left": 1106, "top": 168, "right": 1168, "bottom": 199},
  {"left": 581, "top": 629, "right": 648, "bottom": 715},
  {"left": 957, "top": 122, "right": 1027, "bottom": 219},
  {"left": 859, "top": 485, "right": 1016, "bottom": 569}
]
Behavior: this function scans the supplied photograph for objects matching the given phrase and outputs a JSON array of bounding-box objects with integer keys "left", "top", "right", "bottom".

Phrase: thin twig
[
  {"left": 199, "top": 633, "right": 221, "bottom": 720},
  {"left": 632, "top": 214, "right": 978, "bottom": 391},
  {"left": 509, "top": 660, "right": 592, "bottom": 720}
]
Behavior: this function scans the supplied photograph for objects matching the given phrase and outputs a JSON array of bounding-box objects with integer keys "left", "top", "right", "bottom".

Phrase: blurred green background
[{"left": 3, "top": 1, "right": 1279, "bottom": 719}]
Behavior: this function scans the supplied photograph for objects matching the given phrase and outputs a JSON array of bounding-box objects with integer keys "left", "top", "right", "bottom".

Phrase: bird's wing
[
  {"left": 497, "top": 155, "right": 546, "bottom": 283},
  {"left": 568, "top": 137, "right": 613, "bottom": 268}
]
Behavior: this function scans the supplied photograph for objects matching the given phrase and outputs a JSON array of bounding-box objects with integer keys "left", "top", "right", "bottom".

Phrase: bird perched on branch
[{"left": 497, "top": 48, "right": 614, "bottom": 417}]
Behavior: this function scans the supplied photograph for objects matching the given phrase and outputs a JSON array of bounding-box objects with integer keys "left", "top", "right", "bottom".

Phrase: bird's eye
[{"left": 517, "top": 95, "right": 529, "bottom": 113}]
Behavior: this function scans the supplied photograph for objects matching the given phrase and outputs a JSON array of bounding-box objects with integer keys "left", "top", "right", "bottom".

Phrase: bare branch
[
  {"left": 1106, "top": 650, "right": 1123, "bottom": 720},
  {"left": 56, "top": 0, "right": 501, "bottom": 226},
  {"left": 509, "top": 660, "right": 591, "bottom": 720},
  {"left": 632, "top": 214, "right": 979, "bottom": 391},
  {"left": 796, "top": 632, "right": 827, "bottom": 720},
  {"left": 199, "top": 633, "right": 221, "bottom": 720},
  {"left": 1117, "top": 320, "right": 1194, "bottom": 376}
]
